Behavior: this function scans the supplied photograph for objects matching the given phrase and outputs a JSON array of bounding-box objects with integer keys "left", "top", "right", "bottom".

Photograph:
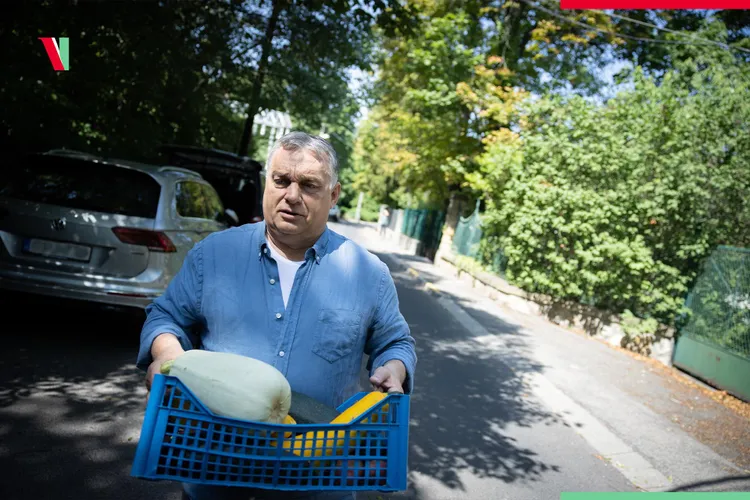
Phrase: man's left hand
[{"left": 369, "top": 359, "right": 406, "bottom": 394}]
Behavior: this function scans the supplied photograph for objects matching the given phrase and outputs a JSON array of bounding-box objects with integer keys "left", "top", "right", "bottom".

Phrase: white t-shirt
[{"left": 267, "top": 244, "right": 304, "bottom": 308}]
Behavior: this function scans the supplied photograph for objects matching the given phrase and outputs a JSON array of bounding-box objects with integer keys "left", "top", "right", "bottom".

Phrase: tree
[
  {"left": 233, "top": 0, "right": 418, "bottom": 157},
  {"left": 0, "top": 1, "right": 248, "bottom": 161},
  {"left": 352, "top": 6, "right": 487, "bottom": 208},
  {"left": 608, "top": 10, "right": 750, "bottom": 78},
  {"left": 468, "top": 29, "right": 750, "bottom": 323},
  {"left": 351, "top": 0, "right": 623, "bottom": 208},
  {"left": 0, "top": 0, "right": 413, "bottom": 170}
]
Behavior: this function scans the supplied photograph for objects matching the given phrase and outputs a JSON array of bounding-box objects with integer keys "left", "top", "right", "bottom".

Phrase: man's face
[{"left": 263, "top": 147, "right": 340, "bottom": 242}]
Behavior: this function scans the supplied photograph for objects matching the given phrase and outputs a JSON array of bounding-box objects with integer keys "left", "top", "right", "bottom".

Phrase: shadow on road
[
  {"left": 666, "top": 474, "right": 750, "bottom": 492},
  {"left": 0, "top": 292, "right": 180, "bottom": 500},
  {"left": 1, "top": 245, "right": 565, "bottom": 500},
  {"left": 370, "top": 251, "right": 564, "bottom": 498}
]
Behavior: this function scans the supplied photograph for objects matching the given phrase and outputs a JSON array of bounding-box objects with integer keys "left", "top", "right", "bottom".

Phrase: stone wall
[{"left": 436, "top": 251, "right": 676, "bottom": 367}]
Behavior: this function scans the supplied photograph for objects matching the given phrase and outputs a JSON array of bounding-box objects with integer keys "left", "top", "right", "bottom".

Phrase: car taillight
[{"left": 112, "top": 227, "right": 177, "bottom": 252}]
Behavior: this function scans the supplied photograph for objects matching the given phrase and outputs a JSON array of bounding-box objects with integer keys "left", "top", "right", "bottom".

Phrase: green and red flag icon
[{"left": 39, "top": 37, "right": 69, "bottom": 71}]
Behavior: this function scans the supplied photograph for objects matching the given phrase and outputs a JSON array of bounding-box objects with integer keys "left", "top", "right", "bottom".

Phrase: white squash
[{"left": 161, "top": 350, "right": 292, "bottom": 423}]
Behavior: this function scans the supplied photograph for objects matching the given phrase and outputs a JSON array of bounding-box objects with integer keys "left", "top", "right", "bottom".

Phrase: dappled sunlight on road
[
  {"left": 0, "top": 293, "right": 180, "bottom": 500},
  {"left": 383, "top": 268, "right": 565, "bottom": 497},
  {"left": 0, "top": 362, "right": 147, "bottom": 437}
]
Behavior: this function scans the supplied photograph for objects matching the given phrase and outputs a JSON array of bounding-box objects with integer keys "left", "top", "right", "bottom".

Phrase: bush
[{"left": 469, "top": 64, "right": 750, "bottom": 325}]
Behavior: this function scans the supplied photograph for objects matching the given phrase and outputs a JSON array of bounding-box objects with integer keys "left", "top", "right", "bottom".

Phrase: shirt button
[
  {"left": 275, "top": 312, "right": 282, "bottom": 319},
  {"left": 269, "top": 278, "right": 276, "bottom": 285},
  {"left": 278, "top": 351, "right": 285, "bottom": 357}
]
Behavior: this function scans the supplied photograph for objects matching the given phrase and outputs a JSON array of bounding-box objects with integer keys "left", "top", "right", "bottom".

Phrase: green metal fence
[
  {"left": 452, "top": 201, "right": 483, "bottom": 258},
  {"left": 401, "top": 208, "right": 445, "bottom": 259},
  {"left": 451, "top": 200, "right": 509, "bottom": 276},
  {"left": 673, "top": 245, "right": 750, "bottom": 402}
]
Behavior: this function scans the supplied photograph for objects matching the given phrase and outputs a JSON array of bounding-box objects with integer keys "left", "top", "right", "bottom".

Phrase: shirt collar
[{"left": 257, "top": 221, "right": 330, "bottom": 265}]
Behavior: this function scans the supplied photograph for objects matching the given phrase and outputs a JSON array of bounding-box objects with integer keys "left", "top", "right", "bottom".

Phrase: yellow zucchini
[
  {"left": 283, "top": 391, "right": 387, "bottom": 459},
  {"left": 270, "top": 414, "right": 297, "bottom": 440}
]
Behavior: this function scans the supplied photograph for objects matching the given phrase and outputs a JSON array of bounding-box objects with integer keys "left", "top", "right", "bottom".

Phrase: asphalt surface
[
  {"left": 0, "top": 220, "right": 747, "bottom": 500},
  {"left": 335, "top": 221, "right": 750, "bottom": 498},
  {"left": 0, "top": 295, "right": 178, "bottom": 500},
  {"left": 356, "top": 256, "right": 637, "bottom": 499}
]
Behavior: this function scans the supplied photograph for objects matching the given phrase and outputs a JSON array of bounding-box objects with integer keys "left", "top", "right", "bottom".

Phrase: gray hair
[{"left": 265, "top": 131, "right": 339, "bottom": 188}]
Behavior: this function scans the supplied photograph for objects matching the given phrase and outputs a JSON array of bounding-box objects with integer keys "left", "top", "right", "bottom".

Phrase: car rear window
[{"left": 0, "top": 155, "right": 162, "bottom": 218}]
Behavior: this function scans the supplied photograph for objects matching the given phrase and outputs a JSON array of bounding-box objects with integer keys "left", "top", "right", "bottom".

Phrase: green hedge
[{"left": 469, "top": 66, "right": 750, "bottom": 325}]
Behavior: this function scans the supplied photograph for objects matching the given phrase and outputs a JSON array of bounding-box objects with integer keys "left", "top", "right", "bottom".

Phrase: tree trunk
[
  {"left": 434, "top": 192, "right": 462, "bottom": 264},
  {"left": 237, "top": 0, "right": 284, "bottom": 158}
]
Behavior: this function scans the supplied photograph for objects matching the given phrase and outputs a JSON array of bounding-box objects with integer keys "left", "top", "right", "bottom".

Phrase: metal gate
[
  {"left": 672, "top": 245, "right": 750, "bottom": 402},
  {"left": 401, "top": 208, "right": 445, "bottom": 261},
  {"left": 452, "top": 200, "right": 482, "bottom": 258}
]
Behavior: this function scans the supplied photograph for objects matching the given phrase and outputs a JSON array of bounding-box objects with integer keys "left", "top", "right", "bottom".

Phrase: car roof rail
[
  {"left": 158, "top": 143, "right": 264, "bottom": 172},
  {"left": 44, "top": 148, "right": 97, "bottom": 157},
  {"left": 157, "top": 165, "right": 203, "bottom": 178},
  {"left": 159, "top": 144, "right": 246, "bottom": 162}
]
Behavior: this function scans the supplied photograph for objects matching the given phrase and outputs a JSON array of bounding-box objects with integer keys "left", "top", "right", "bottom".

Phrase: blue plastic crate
[{"left": 131, "top": 374, "right": 410, "bottom": 492}]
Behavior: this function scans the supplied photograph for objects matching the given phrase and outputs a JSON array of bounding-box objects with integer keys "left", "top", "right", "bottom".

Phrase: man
[{"left": 136, "top": 131, "right": 417, "bottom": 500}]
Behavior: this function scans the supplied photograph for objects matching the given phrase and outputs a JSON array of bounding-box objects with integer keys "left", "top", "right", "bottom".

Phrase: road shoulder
[{"left": 352, "top": 222, "right": 750, "bottom": 492}]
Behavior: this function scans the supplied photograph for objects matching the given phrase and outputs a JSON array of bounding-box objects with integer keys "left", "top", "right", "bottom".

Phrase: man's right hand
[{"left": 145, "top": 333, "right": 186, "bottom": 391}]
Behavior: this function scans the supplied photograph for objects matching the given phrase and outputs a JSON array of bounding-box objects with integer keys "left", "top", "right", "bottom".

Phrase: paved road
[
  {"left": 0, "top": 294, "right": 180, "bottom": 500},
  {"left": 0, "top": 221, "right": 747, "bottom": 500},
  {"left": 360, "top": 258, "right": 636, "bottom": 499},
  {"left": 337, "top": 223, "right": 636, "bottom": 499},
  {"left": 333, "top": 221, "right": 750, "bottom": 498}
]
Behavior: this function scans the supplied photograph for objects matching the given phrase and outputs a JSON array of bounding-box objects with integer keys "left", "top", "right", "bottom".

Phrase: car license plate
[{"left": 23, "top": 238, "right": 92, "bottom": 262}]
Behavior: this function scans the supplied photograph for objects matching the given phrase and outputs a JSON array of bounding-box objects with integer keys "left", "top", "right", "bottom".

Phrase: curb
[
  {"left": 435, "top": 251, "right": 677, "bottom": 368},
  {"left": 374, "top": 230, "right": 675, "bottom": 493},
  {"left": 378, "top": 252, "right": 442, "bottom": 299}
]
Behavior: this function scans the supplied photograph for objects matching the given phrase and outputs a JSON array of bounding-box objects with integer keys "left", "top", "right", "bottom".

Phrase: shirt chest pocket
[{"left": 312, "top": 309, "right": 363, "bottom": 364}]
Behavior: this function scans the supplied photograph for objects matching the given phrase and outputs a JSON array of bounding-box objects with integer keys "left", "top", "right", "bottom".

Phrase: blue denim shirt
[{"left": 136, "top": 221, "right": 417, "bottom": 410}]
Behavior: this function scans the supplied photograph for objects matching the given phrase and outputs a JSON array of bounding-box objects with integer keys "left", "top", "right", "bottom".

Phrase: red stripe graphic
[
  {"left": 39, "top": 37, "right": 64, "bottom": 71},
  {"left": 561, "top": 0, "right": 750, "bottom": 7}
]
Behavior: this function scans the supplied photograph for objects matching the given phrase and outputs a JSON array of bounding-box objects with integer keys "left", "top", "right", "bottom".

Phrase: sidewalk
[{"left": 350, "top": 222, "right": 750, "bottom": 492}]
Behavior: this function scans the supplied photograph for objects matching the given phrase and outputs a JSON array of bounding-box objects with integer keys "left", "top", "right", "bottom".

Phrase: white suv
[{"left": 0, "top": 150, "right": 237, "bottom": 310}]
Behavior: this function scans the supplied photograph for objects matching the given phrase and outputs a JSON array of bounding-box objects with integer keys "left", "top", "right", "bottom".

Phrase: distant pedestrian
[{"left": 378, "top": 205, "right": 390, "bottom": 236}]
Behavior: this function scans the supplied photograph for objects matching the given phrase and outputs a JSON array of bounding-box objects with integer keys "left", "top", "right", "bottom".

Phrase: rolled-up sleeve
[
  {"left": 366, "top": 261, "right": 417, "bottom": 394},
  {"left": 136, "top": 243, "right": 204, "bottom": 371}
]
